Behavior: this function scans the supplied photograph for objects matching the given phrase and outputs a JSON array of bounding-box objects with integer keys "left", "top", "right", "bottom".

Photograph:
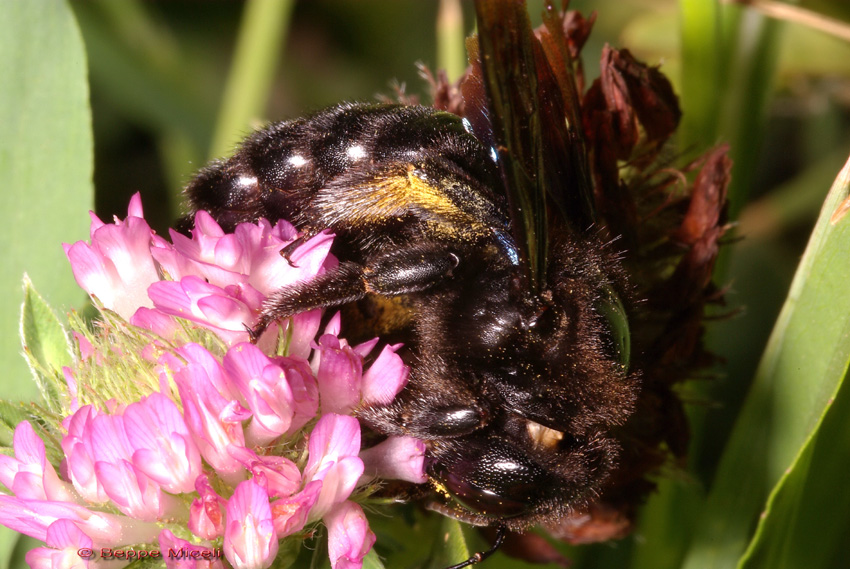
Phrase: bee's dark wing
[{"left": 470, "top": 0, "right": 595, "bottom": 292}]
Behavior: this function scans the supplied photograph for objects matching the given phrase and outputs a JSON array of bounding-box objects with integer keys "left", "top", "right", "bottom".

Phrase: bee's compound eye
[
  {"left": 428, "top": 434, "right": 550, "bottom": 519},
  {"left": 596, "top": 285, "right": 630, "bottom": 370}
]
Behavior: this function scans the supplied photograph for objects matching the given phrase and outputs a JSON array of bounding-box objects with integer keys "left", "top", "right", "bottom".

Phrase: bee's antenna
[{"left": 443, "top": 525, "right": 507, "bottom": 569}]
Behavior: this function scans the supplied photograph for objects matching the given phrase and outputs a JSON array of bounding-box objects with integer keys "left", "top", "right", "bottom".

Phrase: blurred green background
[{"left": 2, "top": 0, "right": 850, "bottom": 568}]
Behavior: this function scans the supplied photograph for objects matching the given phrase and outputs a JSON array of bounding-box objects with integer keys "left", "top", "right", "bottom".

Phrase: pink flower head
[
  {"left": 65, "top": 194, "right": 335, "bottom": 347},
  {"left": 161, "top": 213, "right": 334, "bottom": 297},
  {"left": 150, "top": 211, "right": 334, "bottom": 347},
  {"left": 5, "top": 194, "right": 427, "bottom": 569},
  {"left": 224, "top": 480, "right": 278, "bottom": 569}
]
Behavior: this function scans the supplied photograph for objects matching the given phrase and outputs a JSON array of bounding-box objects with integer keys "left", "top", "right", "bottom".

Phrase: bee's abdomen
[{"left": 185, "top": 103, "right": 504, "bottom": 240}]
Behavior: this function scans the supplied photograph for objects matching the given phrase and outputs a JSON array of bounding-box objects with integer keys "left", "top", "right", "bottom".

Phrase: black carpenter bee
[{"left": 183, "top": 1, "right": 660, "bottom": 567}]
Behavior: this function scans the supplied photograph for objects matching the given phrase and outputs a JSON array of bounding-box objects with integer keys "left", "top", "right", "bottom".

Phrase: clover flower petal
[
  {"left": 63, "top": 194, "right": 165, "bottom": 319},
  {"left": 303, "top": 414, "right": 364, "bottom": 520},
  {"left": 224, "top": 480, "right": 279, "bottom": 569},
  {"left": 223, "top": 343, "right": 304, "bottom": 446},
  {"left": 24, "top": 519, "right": 93, "bottom": 569},
  {"left": 159, "top": 528, "right": 226, "bottom": 569},
  {"left": 123, "top": 393, "right": 202, "bottom": 494},
  {"left": 326, "top": 501, "right": 376, "bottom": 569},
  {"left": 0, "top": 422, "right": 76, "bottom": 502},
  {"left": 0, "top": 495, "right": 159, "bottom": 547},
  {"left": 313, "top": 336, "right": 363, "bottom": 415},
  {"left": 359, "top": 436, "right": 428, "bottom": 484},
  {"left": 189, "top": 474, "right": 228, "bottom": 540}
]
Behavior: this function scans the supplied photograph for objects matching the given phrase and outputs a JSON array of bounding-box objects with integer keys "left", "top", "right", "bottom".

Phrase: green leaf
[
  {"left": 738, "top": 359, "right": 850, "bottom": 569},
  {"left": 0, "top": 0, "right": 93, "bottom": 402},
  {"left": 427, "top": 517, "right": 474, "bottom": 569},
  {"left": 20, "top": 277, "right": 72, "bottom": 413},
  {"left": 716, "top": 3, "right": 783, "bottom": 221},
  {"left": 21, "top": 277, "right": 72, "bottom": 373},
  {"left": 681, "top": 153, "right": 850, "bottom": 569}
]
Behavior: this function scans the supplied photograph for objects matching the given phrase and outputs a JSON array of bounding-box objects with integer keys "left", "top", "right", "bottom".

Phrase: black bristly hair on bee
[{"left": 182, "top": 1, "right": 647, "bottom": 566}]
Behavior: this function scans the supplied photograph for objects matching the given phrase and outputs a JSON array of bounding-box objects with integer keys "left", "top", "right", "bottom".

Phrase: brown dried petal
[
  {"left": 421, "top": 65, "right": 467, "bottom": 116},
  {"left": 544, "top": 502, "right": 634, "bottom": 545},
  {"left": 674, "top": 145, "right": 732, "bottom": 246},
  {"left": 610, "top": 48, "right": 681, "bottom": 142},
  {"left": 562, "top": 8, "right": 597, "bottom": 60}
]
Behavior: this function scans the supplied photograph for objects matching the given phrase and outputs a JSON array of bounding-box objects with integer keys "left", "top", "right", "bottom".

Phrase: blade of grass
[
  {"left": 633, "top": 4, "right": 781, "bottom": 565},
  {"left": 717, "top": 2, "right": 783, "bottom": 221},
  {"left": 681, "top": 153, "right": 850, "bottom": 569},
  {"left": 209, "top": 0, "right": 294, "bottom": 159},
  {"left": 679, "top": 0, "right": 723, "bottom": 153},
  {"left": 738, "top": 360, "right": 850, "bottom": 569}
]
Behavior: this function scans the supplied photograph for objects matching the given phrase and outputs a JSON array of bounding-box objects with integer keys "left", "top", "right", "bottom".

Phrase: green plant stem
[
  {"left": 209, "top": 0, "right": 294, "bottom": 159},
  {"left": 438, "top": 0, "right": 467, "bottom": 82}
]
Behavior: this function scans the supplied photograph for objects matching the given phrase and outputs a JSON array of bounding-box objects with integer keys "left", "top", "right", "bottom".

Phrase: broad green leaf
[
  {"left": 682, "top": 154, "right": 850, "bottom": 569},
  {"left": 738, "top": 360, "right": 850, "bottom": 569},
  {"left": 427, "top": 518, "right": 473, "bottom": 569},
  {"left": 629, "top": 478, "right": 704, "bottom": 569},
  {"left": 0, "top": 0, "right": 93, "bottom": 402}
]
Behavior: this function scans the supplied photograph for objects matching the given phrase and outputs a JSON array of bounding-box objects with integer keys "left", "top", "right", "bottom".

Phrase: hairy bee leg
[
  {"left": 251, "top": 244, "right": 460, "bottom": 340},
  {"left": 252, "top": 262, "right": 368, "bottom": 340},
  {"left": 365, "top": 244, "right": 459, "bottom": 294},
  {"left": 443, "top": 525, "right": 507, "bottom": 569},
  {"left": 279, "top": 229, "right": 320, "bottom": 267}
]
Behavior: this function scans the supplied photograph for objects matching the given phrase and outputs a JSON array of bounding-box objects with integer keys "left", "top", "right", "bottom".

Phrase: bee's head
[{"left": 425, "top": 420, "right": 620, "bottom": 528}]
